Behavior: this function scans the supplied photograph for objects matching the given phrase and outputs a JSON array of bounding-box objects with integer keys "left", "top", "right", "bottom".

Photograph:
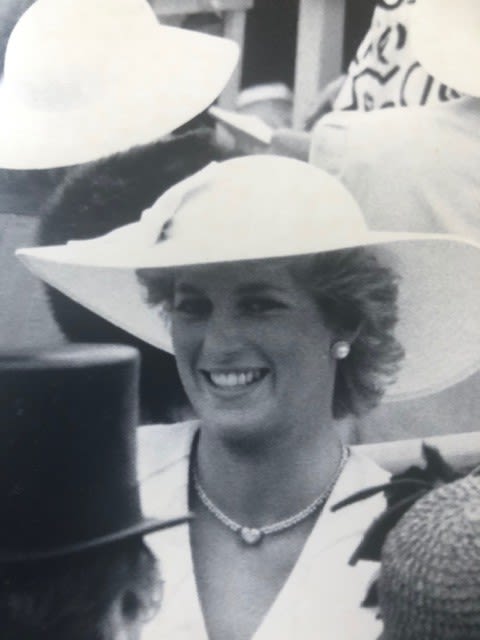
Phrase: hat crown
[
  {"left": 0, "top": 345, "right": 143, "bottom": 560},
  {"left": 140, "top": 156, "right": 369, "bottom": 259},
  {"left": 3, "top": 0, "right": 158, "bottom": 110}
]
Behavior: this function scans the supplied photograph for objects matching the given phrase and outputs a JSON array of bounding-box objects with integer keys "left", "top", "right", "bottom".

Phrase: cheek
[
  {"left": 171, "top": 321, "right": 192, "bottom": 369},
  {"left": 259, "top": 323, "right": 329, "bottom": 381},
  {"left": 288, "top": 320, "right": 334, "bottom": 376},
  {"left": 171, "top": 319, "right": 204, "bottom": 380}
]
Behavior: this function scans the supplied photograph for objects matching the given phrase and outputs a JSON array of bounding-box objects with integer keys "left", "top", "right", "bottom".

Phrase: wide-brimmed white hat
[
  {"left": 411, "top": 0, "right": 480, "bottom": 97},
  {"left": 0, "top": 0, "right": 238, "bottom": 169},
  {"left": 17, "top": 156, "right": 480, "bottom": 401}
]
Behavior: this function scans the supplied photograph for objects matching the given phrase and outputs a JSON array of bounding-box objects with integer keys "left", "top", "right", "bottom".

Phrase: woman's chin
[{"left": 199, "top": 408, "right": 278, "bottom": 449}]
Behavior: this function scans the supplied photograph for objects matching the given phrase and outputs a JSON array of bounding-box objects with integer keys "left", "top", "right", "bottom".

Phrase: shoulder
[
  {"left": 309, "top": 108, "right": 408, "bottom": 176},
  {"left": 136, "top": 420, "right": 199, "bottom": 481},
  {"left": 310, "top": 105, "right": 446, "bottom": 205},
  {"left": 316, "top": 107, "right": 421, "bottom": 147}
]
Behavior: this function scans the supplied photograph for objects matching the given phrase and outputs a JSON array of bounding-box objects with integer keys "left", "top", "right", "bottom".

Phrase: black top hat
[{"left": 0, "top": 344, "right": 188, "bottom": 563}]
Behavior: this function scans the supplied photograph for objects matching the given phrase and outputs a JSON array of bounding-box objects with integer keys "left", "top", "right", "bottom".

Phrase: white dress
[{"left": 138, "top": 421, "right": 388, "bottom": 640}]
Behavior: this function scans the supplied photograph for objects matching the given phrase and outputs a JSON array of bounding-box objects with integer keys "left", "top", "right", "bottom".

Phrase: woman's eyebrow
[{"left": 235, "top": 283, "right": 285, "bottom": 295}]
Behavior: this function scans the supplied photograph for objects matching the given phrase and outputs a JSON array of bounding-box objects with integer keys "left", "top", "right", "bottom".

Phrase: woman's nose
[{"left": 201, "top": 309, "right": 244, "bottom": 358}]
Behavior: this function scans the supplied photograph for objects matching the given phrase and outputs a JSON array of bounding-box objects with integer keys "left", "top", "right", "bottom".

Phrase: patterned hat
[{"left": 379, "top": 473, "right": 480, "bottom": 640}]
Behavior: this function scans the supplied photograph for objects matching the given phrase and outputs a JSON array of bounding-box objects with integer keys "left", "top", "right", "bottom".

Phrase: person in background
[
  {"left": 18, "top": 156, "right": 480, "bottom": 639},
  {"left": 267, "top": 0, "right": 480, "bottom": 240},
  {"left": 305, "top": 0, "right": 460, "bottom": 126},
  {"left": 0, "top": 0, "right": 238, "bottom": 351},
  {"left": 309, "top": 0, "right": 480, "bottom": 240},
  {"left": 226, "top": 0, "right": 460, "bottom": 150},
  {"left": 0, "top": 344, "right": 188, "bottom": 640}
]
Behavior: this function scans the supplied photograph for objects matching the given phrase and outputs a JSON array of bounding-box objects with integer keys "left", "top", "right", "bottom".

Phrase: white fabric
[
  {"left": 333, "top": 0, "right": 461, "bottom": 112},
  {"left": 310, "top": 98, "right": 480, "bottom": 243},
  {"left": 0, "top": 0, "right": 238, "bottom": 169},
  {"left": 411, "top": 0, "right": 480, "bottom": 97},
  {"left": 137, "top": 421, "right": 388, "bottom": 640}
]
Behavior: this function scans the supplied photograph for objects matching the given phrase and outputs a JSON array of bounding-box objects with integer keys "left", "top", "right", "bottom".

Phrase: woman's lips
[{"left": 201, "top": 368, "right": 268, "bottom": 389}]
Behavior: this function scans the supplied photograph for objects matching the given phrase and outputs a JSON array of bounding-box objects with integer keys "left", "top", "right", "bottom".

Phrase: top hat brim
[
  {"left": 0, "top": 514, "right": 190, "bottom": 564},
  {"left": 0, "top": 26, "right": 238, "bottom": 169},
  {"left": 17, "top": 231, "right": 480, "bottom": 403}
]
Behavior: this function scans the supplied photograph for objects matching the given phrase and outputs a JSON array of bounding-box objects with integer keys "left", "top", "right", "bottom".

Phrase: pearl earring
[{"left": 331, "top": 341, "right": 350, "bottom": 360}]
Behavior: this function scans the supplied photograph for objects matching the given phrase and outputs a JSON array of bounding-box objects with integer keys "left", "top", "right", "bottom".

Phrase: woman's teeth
[{"left": 207, "top": 369, "right": 266, "bottom": 388}]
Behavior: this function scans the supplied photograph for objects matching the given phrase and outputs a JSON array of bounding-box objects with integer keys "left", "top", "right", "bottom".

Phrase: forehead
[{"left": 173, "top": 258, "right": 298, "bottom": 293}]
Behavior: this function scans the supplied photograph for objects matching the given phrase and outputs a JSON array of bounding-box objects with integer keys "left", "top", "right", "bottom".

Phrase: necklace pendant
[{"left": 240, "top": 527, "right": 263, "bottom": 545}]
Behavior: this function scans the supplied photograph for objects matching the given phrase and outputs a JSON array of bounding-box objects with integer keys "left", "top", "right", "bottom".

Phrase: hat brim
[
  {"left": 0, "top": 514, "right": 190, "bottom": 564},
  {"left": 0, "top": 26, "right": 238, "bottom": 169},
  {"left": 17, "top": 233, "right": 480, "bottom": 402}
]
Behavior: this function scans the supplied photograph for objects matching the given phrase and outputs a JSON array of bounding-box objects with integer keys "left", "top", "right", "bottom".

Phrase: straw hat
[
  {"left": 16, "top": 155, "right": 480, "bottom": 400},
  {"left": 0, "top": 344, "right": 188, "bottom": 563},
  {"left": 411, "top": 0, "right": 480, "bottom": 97},
  {"left": 0, "top": 0, "right": 238, "bottom": 169},
  {"left": 378, "top": 473, "right": 480, "bottom": 640}
]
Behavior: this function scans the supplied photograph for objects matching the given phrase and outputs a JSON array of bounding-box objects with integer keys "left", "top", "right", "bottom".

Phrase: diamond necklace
[{"left": 193, "top": 446, "right": 349, "bottom": 546}]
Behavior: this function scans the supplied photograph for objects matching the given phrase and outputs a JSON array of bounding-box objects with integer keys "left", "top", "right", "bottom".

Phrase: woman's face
[{"left": 170, "top": 259, "right": 338, "bottom": 443}]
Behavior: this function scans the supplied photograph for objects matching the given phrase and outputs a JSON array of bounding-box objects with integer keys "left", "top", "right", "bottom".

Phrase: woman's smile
[
  {"left": 171, "top": 259, "right": 337, "bottom": 440},
  {"left": 201, "top": 368, "right": 269, "bottom": 390}
]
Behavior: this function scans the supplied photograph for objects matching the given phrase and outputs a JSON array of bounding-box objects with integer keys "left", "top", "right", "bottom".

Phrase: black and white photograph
[{"left": 0, "top": 1, "right": 479, "bottom": 639}]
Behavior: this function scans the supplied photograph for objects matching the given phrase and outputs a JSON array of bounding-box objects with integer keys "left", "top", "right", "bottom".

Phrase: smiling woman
[
  {"left": 138, "top": 248, "right": 403, "bottom": 422},
  {"left": 143, "top": 259, "right": 341, "bottom": 447},
  {"left": 17, "top": 156, "right": 480, "bottom": 640}
]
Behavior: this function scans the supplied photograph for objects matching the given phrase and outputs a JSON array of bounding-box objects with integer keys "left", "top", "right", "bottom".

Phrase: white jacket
[{"left": 138, "top": 421, "right": 388, "bottom": 639}]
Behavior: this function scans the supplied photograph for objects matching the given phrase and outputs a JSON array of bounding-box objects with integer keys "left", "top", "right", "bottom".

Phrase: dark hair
[
  {"left": 37, "top": 129, "right": 232, "bottom": 423},
  {"left": 138, "top": 247, "right": 404, "bottom": 419},
  {"left": 0, "top": 539, "right": 160, "bottom": 640}
]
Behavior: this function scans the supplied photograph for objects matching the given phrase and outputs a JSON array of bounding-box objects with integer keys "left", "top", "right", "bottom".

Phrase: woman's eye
[
  {"left": 174, "top": 298, "right": 210, "bottom": 317},
  {"left": 242, "top": 298, "right": 286, "bottom": 313}
]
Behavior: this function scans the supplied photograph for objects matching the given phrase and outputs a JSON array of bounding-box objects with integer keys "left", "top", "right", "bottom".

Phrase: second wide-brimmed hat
[
  {"left": 0, "top": 344, "right": 189, "bottom": 563},
  {"left": 411, "top": 0, "right": 480, "bottom": 97},
  {"left": 17, "top": 156, "right": 480, "bottom": 401},
  {"left": 378, "top": 473, "right": 480, "bottom": 640},
  {"left": 0, "top": 0, "right": 238, "bottom": 169}
]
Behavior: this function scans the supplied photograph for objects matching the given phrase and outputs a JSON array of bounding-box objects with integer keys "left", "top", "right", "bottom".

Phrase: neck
[{"left": 195, "top": 416, "right": 343, "bottom": 528}]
